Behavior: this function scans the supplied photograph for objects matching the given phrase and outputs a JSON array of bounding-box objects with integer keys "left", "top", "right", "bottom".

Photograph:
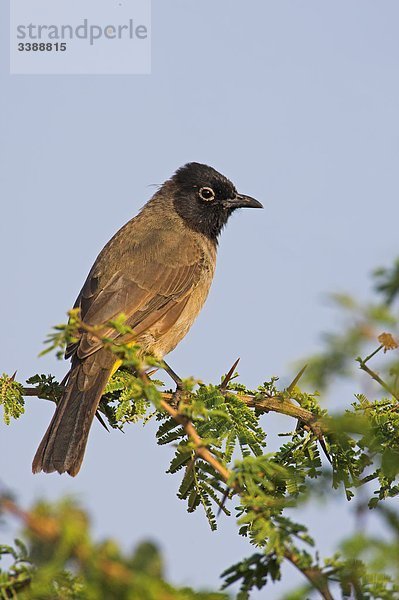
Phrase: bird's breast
[{"left": 140, "top": 251, "right": 216, "bottom": 358}]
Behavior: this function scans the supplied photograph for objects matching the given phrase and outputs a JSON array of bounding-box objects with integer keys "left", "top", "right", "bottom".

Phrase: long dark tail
[{"left": 32, "top": 350, "right": 114, "bottom": 476}]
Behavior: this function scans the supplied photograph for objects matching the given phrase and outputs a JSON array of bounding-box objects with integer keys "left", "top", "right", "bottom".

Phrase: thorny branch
[
  {"left": 20, "top": 374, "right": 334, "bottom": 599},
  {"left": 356, "top": 334, "right": 399, "bottom": 402},
  {"left": 158, "top": 398, "right": 232, "bottom": 483},
  {"left": 13, "top": 313, "right": 338, "bottom": 598},
  {"left": 158, "top": 383, "right": 335, "bottom": 599},
  {"left": 21, "top": 387, "right": 326, "bottom": 438}
]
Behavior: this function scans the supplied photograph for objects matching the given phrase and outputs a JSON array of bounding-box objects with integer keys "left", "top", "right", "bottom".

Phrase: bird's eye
[{"left": 199, "top": 187, "right": 215, "bottom": 202}]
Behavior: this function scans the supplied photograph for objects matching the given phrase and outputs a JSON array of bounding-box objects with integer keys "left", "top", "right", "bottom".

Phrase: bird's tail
[{"left": 32, "top": 351, "right": 114, "bottom": 476}]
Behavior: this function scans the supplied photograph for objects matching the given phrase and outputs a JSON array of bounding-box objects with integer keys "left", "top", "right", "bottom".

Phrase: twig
[
  {"left": 235, "top": 393, "right": 327, "bottom": 439},
  {"left": 362, "top": 345, "right": 383, "bottom": 364},
  {"left": 23, "top": 387, "right": 54, "bottom": 399},
  {"left": 357, "top": 359, "right": 399, "bottom": 402},
  {"left": 22, "top": 387, "right": 327, "bottom": 439},
  {"left": 285, "top": 550, "right": 335, "bottom": 600},
  {"left": 159, "top": 398, "right": 232, "bottom": 483}
]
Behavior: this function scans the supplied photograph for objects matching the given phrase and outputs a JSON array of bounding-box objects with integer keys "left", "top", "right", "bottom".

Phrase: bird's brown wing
[{"left": 66, "top": 223, "right": 207, "bottom": 360}]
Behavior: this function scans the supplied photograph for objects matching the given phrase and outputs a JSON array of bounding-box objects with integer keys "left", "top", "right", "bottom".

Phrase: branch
[
  {"left": 22, "top": 386, "right": 325, "bottom": 429},
  {"left": 237, "top": 393, "right": 326, "bottom": 437},
  {"left": 357, "top": 360, "right": 399, "bottom": 402},
  {"left": 22, "top": 384, "right": 327, "bottom": 446},
  {"left": 20, "top": 380, "right": 332, "bottom": 599},
  {"left": 356, "top": 339, "right": 399, "bottom": 402},
  {"left": 161, "top": 393, "right": 335, "bottom": 599},
  {"left": 158, "top": 398, "right": 232, "bottom": 483},
  {"left": 285, "top": 550, "right": 335, "bottom": 600},
  {"left": 159, "top": 390, "right": 334, "bottom": 600},
  {"left": 0, "top": 496, "right": 59, "bottom": 539},
  {"left": 23, "top": 387, "right": 54, "bottom": 398}
]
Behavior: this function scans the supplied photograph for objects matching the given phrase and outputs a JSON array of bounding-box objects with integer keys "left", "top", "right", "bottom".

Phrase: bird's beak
[{"left": 224, "top": 194, "right": 263, "bottom": 209}]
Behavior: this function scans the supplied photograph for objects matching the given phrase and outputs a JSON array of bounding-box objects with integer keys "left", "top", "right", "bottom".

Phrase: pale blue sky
[{"left": 1, "top": 1, "right": 399, "bottom": 597}]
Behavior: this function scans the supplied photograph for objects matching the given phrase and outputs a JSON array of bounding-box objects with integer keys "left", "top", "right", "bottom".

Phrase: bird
[{"left": 32, "top": 162, "right": 263, "bottom": 476}]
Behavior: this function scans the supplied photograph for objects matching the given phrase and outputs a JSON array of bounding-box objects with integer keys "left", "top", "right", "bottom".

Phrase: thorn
[
  {"left": 217, "top": 486, "right": 230, "bottom": 517},
  {"left": 10, "top": 371, "right": 17, "bottom": 381},
  {"left": 220, "top": 358, "right": 240, "bottom": 391},
  {"left": 287, "top": 364, "right": 308, "bottom": 394},
  {"left": 319, "top": 437, "right": 332, "bottom": 464},
  {"left": 147, "top": 368, "right": 159, "bottom": 378},
  {"left": 95, "top": 411, "right": 110, "bottom": 432}
]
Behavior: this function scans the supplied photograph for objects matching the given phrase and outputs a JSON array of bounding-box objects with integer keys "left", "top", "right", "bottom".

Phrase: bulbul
[{"left": 32, "top": 162, "right": 262, "bottom": 476}]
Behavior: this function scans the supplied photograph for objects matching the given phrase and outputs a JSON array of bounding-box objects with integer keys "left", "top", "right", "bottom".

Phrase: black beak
[{"left": 223, "top": 194, "right": 263, "bottom": 209}]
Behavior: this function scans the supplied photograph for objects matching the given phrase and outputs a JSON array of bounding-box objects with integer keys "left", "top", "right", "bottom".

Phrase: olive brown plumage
[{"left": 32, "top": 163, "right": 262, "bottom": 476}]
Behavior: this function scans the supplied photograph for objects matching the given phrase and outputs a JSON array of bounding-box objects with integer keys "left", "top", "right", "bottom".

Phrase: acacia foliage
[
  {"left": 1, "top": 259, "right": 399, "bottom": 599},
  {"left": 0, "top": 497, "right": 226, "bottom": 600}
]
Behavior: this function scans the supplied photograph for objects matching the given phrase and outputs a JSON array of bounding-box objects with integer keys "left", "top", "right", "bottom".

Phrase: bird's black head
[{"left": 170, "top": 162, "right": 262, "bottom": 241}]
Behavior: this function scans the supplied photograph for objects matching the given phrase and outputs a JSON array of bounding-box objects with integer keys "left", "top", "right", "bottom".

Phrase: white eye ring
[{"left": 199, "top": 186, "right": 215, "bottom": 202}]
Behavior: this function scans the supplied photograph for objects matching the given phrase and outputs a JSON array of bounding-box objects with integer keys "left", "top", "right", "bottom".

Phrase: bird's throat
[{"left": 173, "top": 199, "right": 234, "bottom": 242}]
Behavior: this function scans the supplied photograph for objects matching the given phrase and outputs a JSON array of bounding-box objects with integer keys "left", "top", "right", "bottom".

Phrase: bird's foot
[
  {"left": 163, "top": 360, "right": 183, "bottom": 390},
  {"left": 162, "top": 360, "right": 186, "bottom": 406}
]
